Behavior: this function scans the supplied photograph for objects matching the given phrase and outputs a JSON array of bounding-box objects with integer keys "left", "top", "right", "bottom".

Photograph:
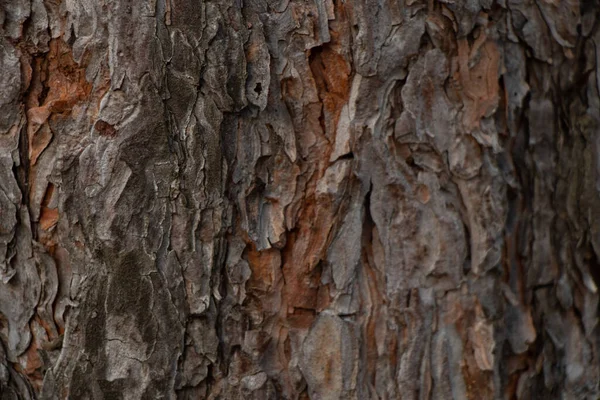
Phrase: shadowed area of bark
[{"left": 0, "top": 0, "right": 599, "bottom": 398}]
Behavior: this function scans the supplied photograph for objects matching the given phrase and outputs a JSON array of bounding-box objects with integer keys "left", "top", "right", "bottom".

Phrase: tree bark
[{"left": 1, "top": 0, "right": 599, "bottom": 398}]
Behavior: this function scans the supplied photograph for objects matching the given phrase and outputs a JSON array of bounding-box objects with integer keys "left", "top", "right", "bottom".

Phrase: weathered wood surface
[{"left": 1, "top": 0, "right": 599, "bottom": 398}]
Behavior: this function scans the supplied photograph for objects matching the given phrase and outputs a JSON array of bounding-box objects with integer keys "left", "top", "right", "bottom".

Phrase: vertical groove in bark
[{"left": 1, "top": 0, "right": 600, "bottom": 398}]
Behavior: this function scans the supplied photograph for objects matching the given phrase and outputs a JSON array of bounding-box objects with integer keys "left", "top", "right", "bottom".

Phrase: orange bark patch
[
  {"left": 246, "top": 245, "right": 281, "bottom": 292},
  {"left": 280, "top": 27, "right": 352, "bottom": 314},
  {"left": 287, "top": 308, "right": 316, "bottom": 330},
  {"left": 281, "top": 186, "right": 337, "bottom": 311},
  {"left": 39, "top": 207, "right": 59, "bottom": 231},
  {"left": 26, "top": 38, "right": 93, "bottom": 160},
  {"left": 455, "top": 31, "right": 500, "bottom": 132},
  {"left": 26, "top": 38, "right": 94, "bottom": 208},
  {"left": 39, "top": 183, "right": 58, "bottom": 232},
  {"left": 24, "top": 37, "right": 109, "bottom": 236},
  {"left": 44, "top": 39, "right": 92, "bottom": 108},
  {"left": 309, "top": 44, "right": 351, "bottom": 134},
  {"left": 26, "top": 107, "right": 53, "bottom": 166}
]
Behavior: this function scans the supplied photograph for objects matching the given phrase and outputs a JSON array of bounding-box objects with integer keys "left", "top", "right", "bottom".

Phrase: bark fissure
[{"left": 1, "top": 0, "right": 600, "bottom": 398}]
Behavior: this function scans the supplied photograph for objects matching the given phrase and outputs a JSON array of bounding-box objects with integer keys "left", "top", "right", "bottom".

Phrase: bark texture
[{"left": 1, "top": 0, "right": 600, "bottom": 398}]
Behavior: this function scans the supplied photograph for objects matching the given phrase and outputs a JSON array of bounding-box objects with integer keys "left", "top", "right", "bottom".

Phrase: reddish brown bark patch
[
  {"left": 94, "top": 119, "right": 117, "bottom": 138},
  {"left": 309, "top": 43, "right": 351, "bottom": 137}
]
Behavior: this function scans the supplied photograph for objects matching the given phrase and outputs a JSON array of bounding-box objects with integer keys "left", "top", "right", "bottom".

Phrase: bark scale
[{"left": 0, "top": 0, "right": 599, "bottom": 398}]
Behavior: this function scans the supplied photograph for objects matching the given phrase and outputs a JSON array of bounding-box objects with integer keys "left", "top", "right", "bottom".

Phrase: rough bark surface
[{"left": 1, "top": 0, "right": 600, "bottom": 398}]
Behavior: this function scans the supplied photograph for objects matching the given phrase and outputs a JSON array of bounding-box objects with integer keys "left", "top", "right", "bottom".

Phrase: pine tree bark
[{"left": 1, "top": 0, "right": 599, "bottom": 398}]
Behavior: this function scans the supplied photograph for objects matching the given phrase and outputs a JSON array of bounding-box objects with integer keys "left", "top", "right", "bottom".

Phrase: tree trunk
[{"left": 1, "top": 0, "right": 599, "bottom": 398}]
